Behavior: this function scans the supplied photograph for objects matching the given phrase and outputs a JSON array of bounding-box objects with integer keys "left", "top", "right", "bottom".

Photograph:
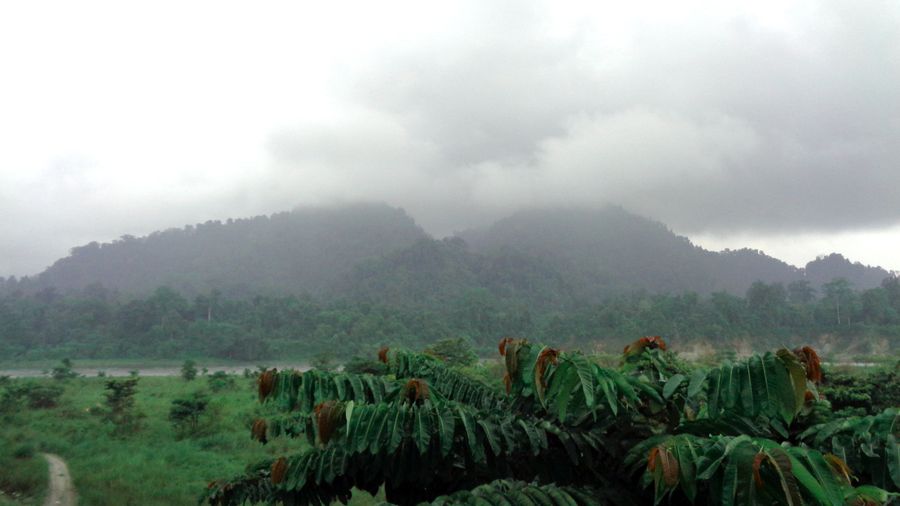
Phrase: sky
[{"left": 1, "top": 0, "right": 899, "bottom": 276}]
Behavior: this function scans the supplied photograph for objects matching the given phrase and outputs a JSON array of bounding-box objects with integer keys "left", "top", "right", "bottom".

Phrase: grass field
[{"left": 0, "top": 373, "right": 382, "bottom": 505}]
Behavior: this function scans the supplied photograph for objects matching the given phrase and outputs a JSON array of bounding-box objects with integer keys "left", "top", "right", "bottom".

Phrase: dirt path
[{"left": 41, "top": 453, "right": 76, "bottom": 506}]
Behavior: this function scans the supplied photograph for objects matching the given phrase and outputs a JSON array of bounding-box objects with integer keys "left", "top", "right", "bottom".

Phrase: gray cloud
[
  {"left": 4, "top": 1, "right": 900, "bottom": 276},
  {"left": 267, "top": 0, "right": 900, "bottom": 236}
]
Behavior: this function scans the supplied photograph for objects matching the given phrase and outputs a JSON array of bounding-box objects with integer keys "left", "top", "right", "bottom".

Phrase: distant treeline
[{"left": 1, "top": 275, "right": 899, "bottom": 361}]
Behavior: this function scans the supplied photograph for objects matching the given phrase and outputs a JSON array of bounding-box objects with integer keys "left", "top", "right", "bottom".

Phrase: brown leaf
[
  {"left": 403, "top": 378, "right": 430, "bottom": 404},
  {"left": 251, "top": 418, "right": 268, "bottom": 444},
  {"left": 314, "top": 400, "right": 345, "bottom": 445},
  {"left": 270, "top": 457, "right": 287, "bottom": 485},
  {"left": 257, "top": 369, "right": 277, "bottom": 402}
]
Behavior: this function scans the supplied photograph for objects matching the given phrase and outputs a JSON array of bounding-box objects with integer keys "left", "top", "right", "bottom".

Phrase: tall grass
[{"left": 0, "top": 374, "right": 303, "bottom": 505}]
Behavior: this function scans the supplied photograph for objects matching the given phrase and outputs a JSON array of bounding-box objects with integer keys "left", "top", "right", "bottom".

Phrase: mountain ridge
[{"left": 0, "top": 204, "right": 892, "bottom": 303}]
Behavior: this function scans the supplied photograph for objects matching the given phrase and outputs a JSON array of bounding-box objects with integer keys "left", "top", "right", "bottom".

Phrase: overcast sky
[{"left": 1, "top": 0, "right": 899, "bottom": 276}]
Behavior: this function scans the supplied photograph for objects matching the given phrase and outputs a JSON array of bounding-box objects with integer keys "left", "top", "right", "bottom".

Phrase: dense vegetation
[
  {"left": 2, "top": 275, "right": 899, "bottom": 361},
  {"left": 206, "top": 338, "right": 899, "bottom": 505}
]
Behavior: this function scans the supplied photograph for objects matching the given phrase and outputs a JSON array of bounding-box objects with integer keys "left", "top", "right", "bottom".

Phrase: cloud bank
[{"left": 2, "top": 0, "right": 899, "bottom": 275}]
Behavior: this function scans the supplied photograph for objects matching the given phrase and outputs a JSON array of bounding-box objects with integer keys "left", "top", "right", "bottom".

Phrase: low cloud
[{"left": 267, "top": 0, "right": 900, "bottom": 236}]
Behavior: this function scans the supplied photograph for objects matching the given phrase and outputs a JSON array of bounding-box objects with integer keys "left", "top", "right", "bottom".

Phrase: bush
[
  {"left": 1, "top": 381, "right": 64, "bottom": 413},
  {"left": 206, "top": 371, "right": 235, "bottom": 392},
  {"left": 12, "top": 443, "right": 34, "bottom": 459},
  {"left": 181, "top": 360, "right": 198, "bottom": 381},
  {"left": 342, "top": 356, "right": 387, "bottom": 375},
  {"left": 101, "top": 377, "right": 143, "bottom": 435},
  {"left": 169, "top": 392, "right": 211, "bottom": 438},
  {"left": 312, "top": 352, "right": 337, "bottom": 372},
  {"left": 423, "top": 337, "right": 478, "bottom": 367},
  {"left": 51, "top": 358, "right": 78, "bottom": 381}
]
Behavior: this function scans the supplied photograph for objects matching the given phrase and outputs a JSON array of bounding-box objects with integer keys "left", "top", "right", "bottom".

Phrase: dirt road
[{"left": 41, "top": 453, "right": 76, "bottom": 506}]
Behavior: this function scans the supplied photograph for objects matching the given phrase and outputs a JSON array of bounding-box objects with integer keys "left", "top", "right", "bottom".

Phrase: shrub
[
  {"left": 181, "top": 360, "right": 198, "bottom": 381},
  {"left": 101, "top": 377, "right": 143, "bottom": 435},
  {"left": 342, "top": 356, "right": 387, "bottom": 375},
  {"left": 423, "top": 337, "right": 478, "bottom": 367},
  {"left": 1, "top": 382, "right": 64, "bottom": 413},
  {"left": 206, "top": 371, "right": 235, "bottom": 392},
  {"left": 12, "top": 443, "right": 34, "bottom": 459},
  {"left": 51, "top": 358, "right": 78, "bottom": 381},
  {"left": 169, "top": 392, "right": 211, "bottom": 438}
]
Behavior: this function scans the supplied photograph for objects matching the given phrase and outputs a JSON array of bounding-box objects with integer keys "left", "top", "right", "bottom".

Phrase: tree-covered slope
[
  {"left": 334, "top": 237, "right": 577, "bottom": 311},
  {"left": 30, "top": 204, "right": 428, "bottom": 297},
  {"left": 459, "top": 207, "right": 887, "bottom": 297},
  {"left": 805, "top": 253, "right": 893, "bottom": 291},
  {"left": 6, "top": 204, "right": 893, "bottom": 302}
]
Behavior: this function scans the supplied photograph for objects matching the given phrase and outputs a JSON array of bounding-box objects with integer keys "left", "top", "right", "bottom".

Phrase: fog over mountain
[
  {"left": 5, "top": 205, "right": 891, "bottom": 304},
  {"left": 2, "top": 1, "right": 900, "bottom": 276}
]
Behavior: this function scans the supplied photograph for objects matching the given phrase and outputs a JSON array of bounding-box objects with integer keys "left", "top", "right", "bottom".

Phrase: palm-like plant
[{"left": 205, "top": 338, "right": 898, "bottom": 505}]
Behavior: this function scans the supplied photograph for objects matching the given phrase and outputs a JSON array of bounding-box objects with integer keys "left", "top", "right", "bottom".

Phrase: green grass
[
  {"left": 0, "top": 374, "right": 311, "bottom": 505},
  {"left": 0, "top": 445, "right": 46, "bottom": 506}
]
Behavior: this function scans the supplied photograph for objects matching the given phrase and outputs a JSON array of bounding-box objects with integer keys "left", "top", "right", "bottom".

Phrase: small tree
[
  {"left": 207, "top": 371, "right": 235, "bottom": 392},
  {"left": 423, "top": 337, "right": 477, "bottom": 367},
  {"left": 102, "top": 377, "right": 142, "bottom": 435},
  {"left": 51, "top": 358, "right": 78, "bottom": 381},
  {"left": 169, "top": 392, "right": 210, "bottom": 438},
  {"left": 181, "top": 360, "right": 198, "bottom": 381}
]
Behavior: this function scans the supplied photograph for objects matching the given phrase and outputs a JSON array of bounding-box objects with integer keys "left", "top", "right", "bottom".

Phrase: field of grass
[
  {"left": 0, "top": 445, "right": 46, "bottom": 506},
  {"left": 0, "top": 373, "right": 374, "bottom": 505}
]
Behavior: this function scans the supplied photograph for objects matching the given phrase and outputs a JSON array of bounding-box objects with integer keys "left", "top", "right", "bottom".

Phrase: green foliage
[
  {"left": 427, "top": 479, "right": 607, "bottom": 506},
  {"left": 820, "top": 364, "right": 900, "bottom": 415},
  {"left": 423, "top": 338, "right": 478, "bottom": 368},
  {"left": 800, "top": 409, "right": 900, "bottom": 492},
  {"left": 389, "top": 350, "right": 505, "bottom": 410},
  {"left": 101, "top": 377, "right": 143, "bottom": 435},
  {"left": 628, "top": 434, "right": 887, "bottom": 506},
  {"left": 168, "top": 392, "right": 211, "bottom": 438},
  {"left": 260, "top": 369, "right": 396, "bottom": 413},
  {"left": 342, "top": 356, "right": 387, "bottom": 376},
  {"left": 1, "top": 381, "right": 63, "bottom": 414},
  {"left": 211, "top": 339, "right": 898, "bottom": 506},
  {"left": 51, "top": 358, "right": 78, "bottom": 381},
  {"left": 687, "top": 349, "right": 810, "bottom": 428},
  {"left": 0, "top": 444, "right": 46, "bottom": 504},
  {"left": 311, "top": 352, "right": 338, "bottom": 373},
  {"left": 181, "top": 359, "right": 198, "bottom": 381},
  {"left": 206, "top": 371, "right": 236, "bottom": 392}
]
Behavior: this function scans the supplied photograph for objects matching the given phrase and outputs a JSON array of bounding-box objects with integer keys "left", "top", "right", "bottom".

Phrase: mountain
[
  {"left": 7, "top": 204, "right": 893, "bottom": 301},
  {"left": 29, "top": 204, "right": 427, "bottom": 296},
  {"left": 804, "top": 253, "right": 893, "bottom": 291},
  {"left": 458, "top": 207, "right": 804, "bottom": 298}
]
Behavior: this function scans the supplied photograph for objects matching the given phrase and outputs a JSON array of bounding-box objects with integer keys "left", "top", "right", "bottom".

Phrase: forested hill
[
  {"left": 27, "top": 204, "right": 428, "bottom": 296},
  {"left": 2, "top": 204, "right": 893, "bottom": 301}
]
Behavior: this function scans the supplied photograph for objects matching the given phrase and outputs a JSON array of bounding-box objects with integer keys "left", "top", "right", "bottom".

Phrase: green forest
[{"left": 2, "top": 275, "right": 899, "bottom": 361}]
